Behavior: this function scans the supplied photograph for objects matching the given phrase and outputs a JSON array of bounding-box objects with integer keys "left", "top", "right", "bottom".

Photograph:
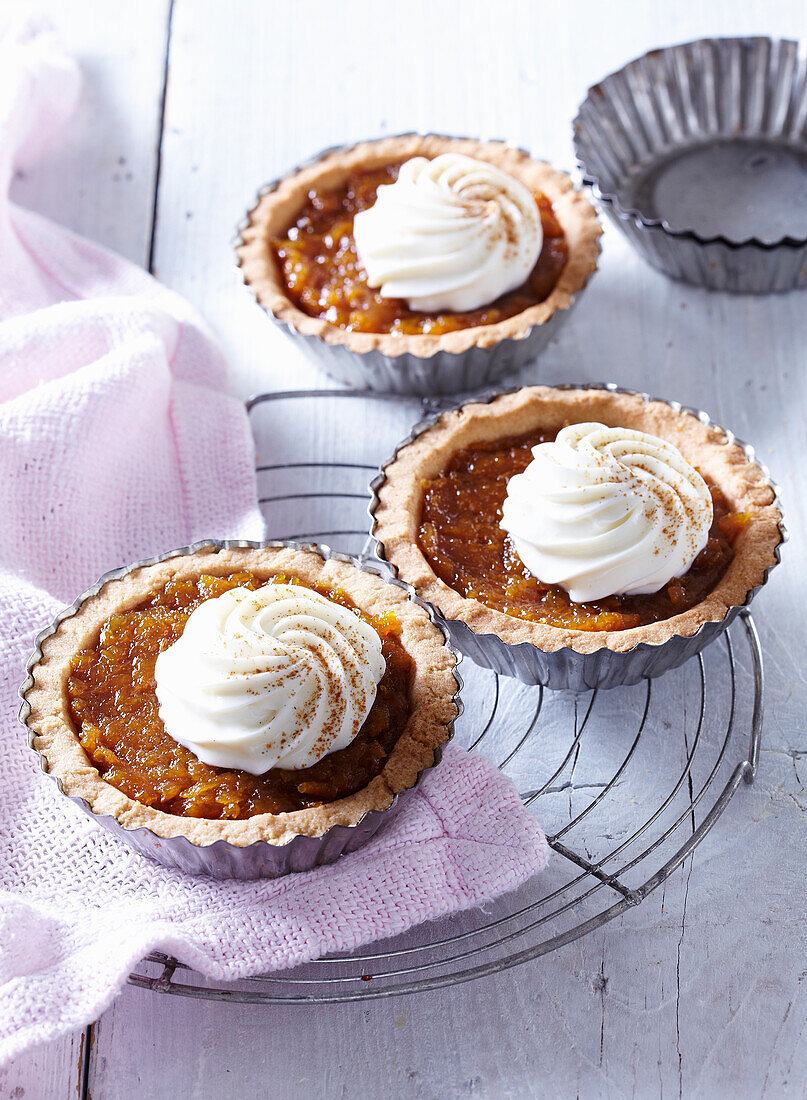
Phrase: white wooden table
[{"left": 3, "top": 1, "right": 806, "bottom": 1096}]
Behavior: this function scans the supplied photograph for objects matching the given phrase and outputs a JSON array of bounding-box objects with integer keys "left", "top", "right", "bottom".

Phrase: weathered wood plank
[
  {"left": 0, "top": 1028, "right": 88, "bottom": 1100},
  {"left": 7, "top": 0, "right": 171, "bottom": 267}
]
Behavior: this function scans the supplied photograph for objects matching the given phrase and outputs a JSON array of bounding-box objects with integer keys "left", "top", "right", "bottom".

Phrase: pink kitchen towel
[{"left": 0, "top": 24, "right": 549, "bottom": 1064}]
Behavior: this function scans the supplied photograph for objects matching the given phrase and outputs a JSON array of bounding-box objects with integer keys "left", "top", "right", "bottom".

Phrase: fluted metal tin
[
  {"left": 245, "top": 312, "right": 579, "bottom": 397},
  {"left": 234, "top": 134, "right": 599, "bottom": 396},
  {"left": 369, "top": 384, "right": 786, "bottom": 691},
  {"left": 19, "top": 540, "right": 462, "bottom": 879},
  {"left": 573, "top": 37, "right": 807, "bottom": 293}
]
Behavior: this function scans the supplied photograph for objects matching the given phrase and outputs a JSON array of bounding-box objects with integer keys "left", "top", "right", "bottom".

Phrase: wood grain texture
[
  {"left": 0, "top": 1028, "right": 87, "bottom": 1100},
  {"left": 7, "top": 0, "right": 171, "bottom": 267},
  {"left": 5, "top": 0, "right": 807, "bottom": 1096}
]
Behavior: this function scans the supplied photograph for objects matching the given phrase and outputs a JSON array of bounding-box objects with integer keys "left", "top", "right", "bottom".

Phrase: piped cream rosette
[{"left": 501, "top": 423, "right": 713, "bottom": 603}]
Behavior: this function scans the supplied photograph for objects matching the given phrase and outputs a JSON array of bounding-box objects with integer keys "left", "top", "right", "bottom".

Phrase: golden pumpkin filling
[
  {"left": 67, "top": 573, "right": 413, "bottom": 820},
  {"left": 270, "top": 162, "right": 569, "bottom": 335}
]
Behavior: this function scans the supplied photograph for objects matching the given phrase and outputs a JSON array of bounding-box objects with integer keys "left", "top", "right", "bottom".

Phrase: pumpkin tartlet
[
  {"left": 21, "top": 542, "right": 460, "bottom": 877},
  {"left": 370, "top": 386, "right": 784, "bottom": 689},
  {"left": 235, "top": 134, "right": 601, "bottom": 395}
]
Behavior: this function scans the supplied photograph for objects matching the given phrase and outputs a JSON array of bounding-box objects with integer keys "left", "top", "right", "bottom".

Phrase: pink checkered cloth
[{"left": 0, "top": 24, "right": 549, "bottom": 1064}]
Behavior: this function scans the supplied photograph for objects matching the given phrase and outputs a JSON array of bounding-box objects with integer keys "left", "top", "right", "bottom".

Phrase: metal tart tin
[
  {"left": 369, "top": 384, "right": 786, "bottom": 691},
  {"left": 573, "top": 37, "right": 807, "bottom": 293},
  {"left": 234, "top": 134, "right": 600, "bottom": 396},
  {"left": 19, "top": 540, "right": 462, "bottom": 879}
]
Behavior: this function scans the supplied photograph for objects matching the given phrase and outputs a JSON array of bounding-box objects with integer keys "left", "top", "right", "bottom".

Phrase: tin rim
[
  {"left": 368, "top": 382, "right": 787, "bottom": 669},
  {"left": 232, "top": 131, "right": 601, "bottom": 362},
  {"left": 19, "top": 539, "right": 463, "bottom": 866},
  {"left": 573, "top": 36, "right": 807, "bottom": 251}
]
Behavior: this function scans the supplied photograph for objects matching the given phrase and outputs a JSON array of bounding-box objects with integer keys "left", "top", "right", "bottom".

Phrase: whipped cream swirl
[
  {"left": 154, "top": 584, "right": 386, "bottom": 775},
  {"left": 500, "top": 423, "right": 713, "bottom": 603},
  {"left": 353, "top": 154, "right": 543, "bottom": 312}
]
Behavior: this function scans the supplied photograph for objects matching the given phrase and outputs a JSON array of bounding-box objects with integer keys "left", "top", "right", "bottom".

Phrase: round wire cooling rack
[{"left": 127, "top": 390, "right": 765, "bottom": 1003}]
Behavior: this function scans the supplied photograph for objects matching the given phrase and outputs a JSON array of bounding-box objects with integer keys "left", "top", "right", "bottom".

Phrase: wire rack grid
[{"left": 127, "top": 390, "right": 764, "bottom": 1003}]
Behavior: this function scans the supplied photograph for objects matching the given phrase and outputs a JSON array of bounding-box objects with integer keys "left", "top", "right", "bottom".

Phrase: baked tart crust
[
  {"left": 236, "top": 134, "right": 602, "bottom": 359},
  {"left": 24, "top": 545, "right": 459, "bottom": 847},
  {"left": 372, "top": 386, "right": 784, "bottom": 656}
]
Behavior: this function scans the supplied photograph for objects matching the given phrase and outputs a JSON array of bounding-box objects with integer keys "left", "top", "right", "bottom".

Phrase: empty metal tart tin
[
  {"left": 234, "top": 133, "right": 601, "bottom": 396},
  {"left": 574, "top": 37, "right": 807, "bottom": 293},
  {"left": 19, "top": 540, "right": 462, "bottom": 879},
  {"left": 369, "top": 383, "right": 785, "bottom": 691}
]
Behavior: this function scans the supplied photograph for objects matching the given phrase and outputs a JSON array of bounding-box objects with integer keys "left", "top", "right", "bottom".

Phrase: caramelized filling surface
[
  {"left": 67, "top": 573, "right": 413, "bottom": 820},
  {"left": 270, "top": 162, "right": 568, "bottom": 334},
  {"left": 418, "top": 429, "right": 748, "bottom": 632}
]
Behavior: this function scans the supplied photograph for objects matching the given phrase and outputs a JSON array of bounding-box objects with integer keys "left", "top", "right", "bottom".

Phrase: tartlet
[
  {"left": 20, "top": 541, "right": 461, "bottom": 878},
  {"left": 370, "top": 385, "right": 784, "bottom": 690},
  {"left": 235, "top": 133, "right": 602, "bottom": 395}
]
